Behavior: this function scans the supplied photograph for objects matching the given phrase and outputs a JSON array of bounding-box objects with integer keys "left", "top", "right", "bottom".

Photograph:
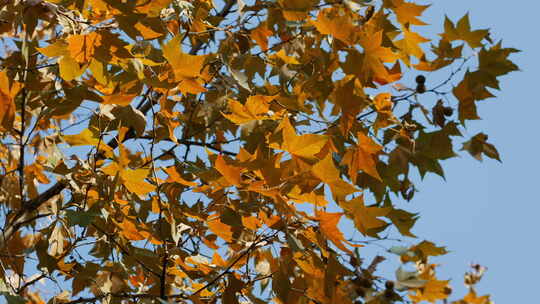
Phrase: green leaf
[
  {"left": 1, "top": 293, "right": 26, "bottom": 304},
  {"left": 65, "top": 210, "right": 99, "bottom": 227}
]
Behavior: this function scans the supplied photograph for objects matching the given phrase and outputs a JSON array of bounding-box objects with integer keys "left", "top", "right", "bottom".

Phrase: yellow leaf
[
  {"left": 272, "top": 118, "right": 327, "bottom": 159},
  {"left": 341, "top": 131, "right": 383, "bottom": 181},
  {"left": 36, "top": 40, "right": 69, "bottom": 57},
  {"left": 246, "top": 95, "right": 276, "bottom": 115},
  {"left": 410, "top": 241, "right": 448, "bottom": 259},
  {"left": 49, "top": 224, "right": 66, "bottom": 257},
  {"left": 312, "top": 8, "right": 358, "bottom": 45},
  {"left": 215, "top": 155, "right": 242, "bottom": 186},
  {"left": 100, "top": 141, "right": 154, "bottom": 198},
  {"left": 269, "top": 49, "right": 300, "bottom": 65},
  {"left": 414, "top": 57, "right": 453, "bottom": 71},
  {"left": 162, "top": 35, "right": 208, "bottom": 94},
  {"left": 177, "top": 78, "right": 207, "bottom": 94},
  {"left": 310, "top": 154, "right": 357, "bottom": 201},
  {"left": 89, "top": 59, "right": 109, "bottom": 85},
  {"left": 58, "top": 55, "right": 85, "bottom": 81},
  {"left": 38, "top": 39, "right": 86, "bottom": 81},
  {"left": 395, "top": 26, "right": 430, "bottom": 59},
  {"left": 222, "top": 99, "right": 254, "bottom": 125},
  {"left": 222, "top": 95, "right": 275, "bottom": 125},
  {"left": 63, "top": 129, "right": 111, "bottom": 152},
  {"left": 311, "top": 153, "right": 340, "bottom": 183},
  {"left": 121, "top": 168, "right": 154, "bottom": 197},
  {"left": 340, "top": 195, "right": 389, "bottom": 236},
  {"left": 372, "top": 92, "right": 398, "bottom": 131},
  {"left": 391, "top": 0, "right": 430, "bottom": 26}
]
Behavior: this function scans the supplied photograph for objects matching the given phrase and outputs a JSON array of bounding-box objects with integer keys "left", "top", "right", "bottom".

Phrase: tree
[{"left": 0, "top": 0, "right": 518, "bottom": 303}]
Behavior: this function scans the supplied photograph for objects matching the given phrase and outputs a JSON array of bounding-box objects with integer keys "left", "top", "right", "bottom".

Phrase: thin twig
[{"left": 190, "top": 232, "right": 276, "bottom": 297}]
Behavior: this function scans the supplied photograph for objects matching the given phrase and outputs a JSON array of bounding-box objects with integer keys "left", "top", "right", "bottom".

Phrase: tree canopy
[{"left": 0, "top": 0, "right": 518, "bottom": 303}]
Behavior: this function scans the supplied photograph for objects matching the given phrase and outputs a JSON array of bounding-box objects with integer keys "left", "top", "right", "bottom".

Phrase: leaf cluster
[{"left": 0, "top": 0, "right": 517, "bottom": 303}]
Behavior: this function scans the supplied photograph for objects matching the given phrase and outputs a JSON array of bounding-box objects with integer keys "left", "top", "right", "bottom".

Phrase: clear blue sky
[{"left": 395, "top": 1, "right": 538, "bottom": 302}]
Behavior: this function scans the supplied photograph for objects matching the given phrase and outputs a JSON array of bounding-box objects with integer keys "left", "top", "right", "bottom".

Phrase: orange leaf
[
  {"left": 358, "top": 30, "right": 399, "bottom": 84},
  {"left": 67, "top": 32, "right": 102, "bottom": 63},
  {"left": 164, "top": 166, "right": 197, "bottom": 187},
  {"left": 288, "top": 185, "right": 328, "bottom": 206},
  {"left": 293, "top": 252, "right": 324, "bottom": 278},
  {"left": 101, "top": 94, "right": 137, "bottom": 106},
  {"left": 462, "top": 290, "right": 491, "bottom": 304},
  {"left": 395, "top": 26, "right": 430, "bottom": 60},
  {"left": 212, "top": 252, "right": 227, "bottom": 267},
  {"left": 215, "top": 155, "right": 242, "bottom": 186},
  {"left": 0, "top": 70, "right": 22, "bottom": 131},
  {"left": 341, "top": 131, "right": 383, "bottom": 181},
  {"left": 259, "top": 211, "right": 281, "bottom": 228},
  {"left": 222, "top": 95, "right": 276, "bottom": 125},
  {"left": 25, "top": 163, "right": 50, "bottom": 184},
  {"left": 453, "top": 76, "right": 479, "bottom": 122},
  {"left": 317, "top": 211, "right": 352, "bottom": 254},
  {"left": 117, "top": 219, "right": 145, "bottom": 241},
  {"left": 251, "top": 23, "right": 272, "bottom": 51},
  {"left": 207, "top": 217, "right": 233, "bottom": 242},
  {"left": 409, "top": 279, "right": 450, "bottom": 303},
  {"left": 312, "top": 153, "right": 357, "bottom": 201},
  {"left": 241, "top": 216, "right": 262, "bottom": 230},
  {"left": 134, "top": 22, "right": 164, "bottom": 40}
]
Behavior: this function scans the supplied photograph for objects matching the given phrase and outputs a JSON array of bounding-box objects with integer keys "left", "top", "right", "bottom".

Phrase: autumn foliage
[{"left": 0, "top": 0, "right": 518, "bottom": 303}]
